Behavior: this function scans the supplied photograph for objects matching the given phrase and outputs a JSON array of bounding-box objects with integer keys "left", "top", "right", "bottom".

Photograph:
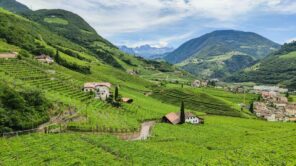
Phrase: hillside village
[{"left": 253, "top": 86, "right": 296, "bottom": 122}]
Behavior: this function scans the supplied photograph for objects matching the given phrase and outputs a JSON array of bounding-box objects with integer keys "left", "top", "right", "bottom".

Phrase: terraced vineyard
[
  {"left": 152, "top": 88, "right": 250, "bottom": 117},
  {"left": 0, "top": 58, "right": 93, "bottom": 102}
]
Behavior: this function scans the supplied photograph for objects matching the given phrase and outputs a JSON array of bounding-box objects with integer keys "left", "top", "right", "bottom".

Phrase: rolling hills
[
  {"left": 0, "top": 1, "right": 295, "bottom": 165},
  {"left": 119, "top": 44, "right": 174, "bottom": 59},
  {"left": 227, "top": 41, "right": 296, "bottom": 89},
  {"left": 165, "top": 30, "right": 280, "bottom": 78}
]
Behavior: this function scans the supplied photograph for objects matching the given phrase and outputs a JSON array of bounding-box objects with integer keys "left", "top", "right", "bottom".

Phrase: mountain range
[
  {"left": 165, "top": 30, "right": 281, "bottom": 78},
  {"left": 118, "top": 45, "right": 174, "bottom": 59}
]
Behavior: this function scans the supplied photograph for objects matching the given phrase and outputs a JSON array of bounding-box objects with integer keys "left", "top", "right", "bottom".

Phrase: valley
[{"left": 0, "top": 0, "right": 296, "bottom": 165}]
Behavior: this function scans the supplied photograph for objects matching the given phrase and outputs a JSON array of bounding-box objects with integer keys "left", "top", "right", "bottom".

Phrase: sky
[{"left": 17, "top": 0, "right": 296, "bottom": 48}]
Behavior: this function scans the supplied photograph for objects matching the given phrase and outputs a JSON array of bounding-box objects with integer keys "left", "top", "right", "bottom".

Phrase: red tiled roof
[
  {"left": 84, "top": 82, "right": 112, "bottom": 88},
  {"left": 164, "top": 112, "right": 199, "bottom": 125},
  {"left": 165, "top": 112, "right": 180, "bottom": 125}
]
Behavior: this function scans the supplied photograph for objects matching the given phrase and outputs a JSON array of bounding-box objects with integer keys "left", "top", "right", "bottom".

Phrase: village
[
  {"left": 191, "top": 78, "right": 296, "bottom": 122},
  {"left": 252, "top": 85, "right": 296, "bottom": 122}
]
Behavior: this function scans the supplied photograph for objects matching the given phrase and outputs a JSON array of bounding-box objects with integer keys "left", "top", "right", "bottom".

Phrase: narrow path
[{"left": 131, "top": 121, "right": 156, "bottom": 141}]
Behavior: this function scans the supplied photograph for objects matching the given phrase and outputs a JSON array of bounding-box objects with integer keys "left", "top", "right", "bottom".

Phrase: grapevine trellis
[{"left": 0, "top": 58, "right": 93, "bottom": 102}]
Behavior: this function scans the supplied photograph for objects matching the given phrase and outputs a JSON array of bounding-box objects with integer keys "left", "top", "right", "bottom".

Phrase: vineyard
[
  {"left": 0, "top": 58, "right": 183, "bottom": 132},
  {"left": 1, "top": 116, "right": 295, "bottom": 165},
  {"left": 152, "top": 88, "right": 251, "bottom": 117},
  {"left": 0, "top": 58, "right": 93, "bottom": 102}
]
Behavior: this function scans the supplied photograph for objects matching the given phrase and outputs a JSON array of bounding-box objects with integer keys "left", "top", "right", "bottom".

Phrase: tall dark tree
[
  {"left": 286, "top": 92, "right": 290, "bottom": 98},
  {"left": 54, "top": 50, "right": 60, "bottom": 63},
  {"left": 114, "top": 86, "right": 119, "bottom": 101},
  {"left": 249, "top": 102, "right": 254, "bottom": 113},
  {"left": 180, "top": 101, "right": 185, "bottom": 124}
]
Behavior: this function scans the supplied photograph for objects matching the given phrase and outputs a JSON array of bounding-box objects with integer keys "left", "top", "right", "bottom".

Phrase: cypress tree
[
  {"left": 286, "top": 92, "right": 289, "bottom": 98},
  {"left": 54, "top": 50, "right": 60, "bottom": 63},
  {"left": 180, "top": 101, "right": 185, "bottom": 124},
  {"left": 249, "top": 102, "right": 254, "bottom": 113},
  {"left": 114, "top": 86, "right": 119, "bottom": 101}
]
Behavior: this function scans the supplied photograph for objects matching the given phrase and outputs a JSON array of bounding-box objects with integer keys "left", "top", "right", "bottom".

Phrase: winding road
[{"left": 132, "top": 121, "right": 156, "bottom": 141}]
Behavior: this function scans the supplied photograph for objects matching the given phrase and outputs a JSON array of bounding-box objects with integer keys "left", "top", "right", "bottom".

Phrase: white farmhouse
[
  {"left": 84, "top": 82, "right": 112, "bottom": 101},
  {"left": 185, "top": 113, "right": 202, "bottom": 124},
  {"left": 162, "top": 112, "right": 204, "bottom": 125}
]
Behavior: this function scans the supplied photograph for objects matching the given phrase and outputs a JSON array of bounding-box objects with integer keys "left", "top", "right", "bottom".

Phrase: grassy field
[
  {"left": 1, "top": 116, "right": 295, "bottom": 165},
  {"left": 44, "top": 17, "right": 69, "bottom": 25}
]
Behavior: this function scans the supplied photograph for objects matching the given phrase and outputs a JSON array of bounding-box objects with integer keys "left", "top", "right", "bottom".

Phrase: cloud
[
  {"left": 117, "top": 31, "right": 194, "bottom": 48},
  {"left": 286, "top": 38, "right": 296, "bottom": 43},
  {"left": 16, "top": 0, "right": 296, "bottom": 46}
]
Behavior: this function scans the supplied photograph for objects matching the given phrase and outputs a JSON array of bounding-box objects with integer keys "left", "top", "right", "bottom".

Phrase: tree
[
  {"left": 249, "top": 102, "right": 254, "bottom": 113},
  {"left": 54, "top": 50, "right": 60, "bottom": 63},
  {"left": 114, "top": 86, "right": 119, "bottom": 101},
  {"left": 286, "top": 92, "right": 289, "bottom": 98},
  {"left": 257, "top": 95, "right": 262, "bottom": 101},
  {"left": 179, "top": 101, "right": 185, "bottom": 124}
]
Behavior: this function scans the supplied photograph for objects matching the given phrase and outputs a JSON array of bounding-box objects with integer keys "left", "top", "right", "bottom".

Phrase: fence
[{"left": 1, "top": 128, "right": 43, "bottom": 138}]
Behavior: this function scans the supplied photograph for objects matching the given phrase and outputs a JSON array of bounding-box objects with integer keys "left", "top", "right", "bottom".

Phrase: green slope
[
  {"left": 151, "top": 87, "right": 256, "bottom": 117},
  {"left": 165, "top": 30, "right": 280, "bottom": 78},
  {"left": 0, "top": 0, "right": 30, "bottom": 13},
  {"left": 228, "top": 41, "right": 296, "bottom": 89}
]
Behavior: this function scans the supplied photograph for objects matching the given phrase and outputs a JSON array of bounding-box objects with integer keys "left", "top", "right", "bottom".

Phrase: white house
[
  {"left": 84, "top": 82, "right": 112, "bottom": 101},
  {"left": 162, "top": 112, "right": 204, "bottom": 125},
  {"left": 185, "top": 113, "right": 201, "bottom": 124}
]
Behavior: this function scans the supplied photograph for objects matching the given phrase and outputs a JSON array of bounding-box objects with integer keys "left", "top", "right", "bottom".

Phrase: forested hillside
[
  {"left": 0, "top": 81, "right": 51, "bottom": 133},
  {"left": 0, "top": 0, "right": 30, "bottom": 13},
  {"left": 165, "top": 30, "right": 280, "bottom": 78},
  {"left": 228, "top": 41, "right": 296, "bottom": 89}
]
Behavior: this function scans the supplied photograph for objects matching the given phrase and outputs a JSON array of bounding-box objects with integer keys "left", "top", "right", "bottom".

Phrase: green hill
[
  {"left": 0, "top": 2, "right": 295, "bottom": 165},
  {"left": 165, "top": 30, "right": 280, "bottom": 78},
  {"left": 227, "top": 41, "right": 296, "bottom": 89},
  {"left": 0, "top": 0, "right": 30, "bottom": 13}
]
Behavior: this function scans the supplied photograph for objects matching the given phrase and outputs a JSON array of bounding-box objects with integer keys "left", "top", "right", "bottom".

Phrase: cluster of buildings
[
  {"left": 84, "top": 82, "right": 112, "bottom": 101},
  {"left": 0, "top": 52, "right": 54, "bottom": 64},
  {"left": 191, "top": 79, "right": 219, "bottom": 88},
  {"left": 253, "top": 86, "right": 296, "bottom": 122},
  {"left": 83, "top": 82, "right": 133, "bottom": 103},
  {"left": 191, "top": 80, "right": 208, "bottom": 88}
]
